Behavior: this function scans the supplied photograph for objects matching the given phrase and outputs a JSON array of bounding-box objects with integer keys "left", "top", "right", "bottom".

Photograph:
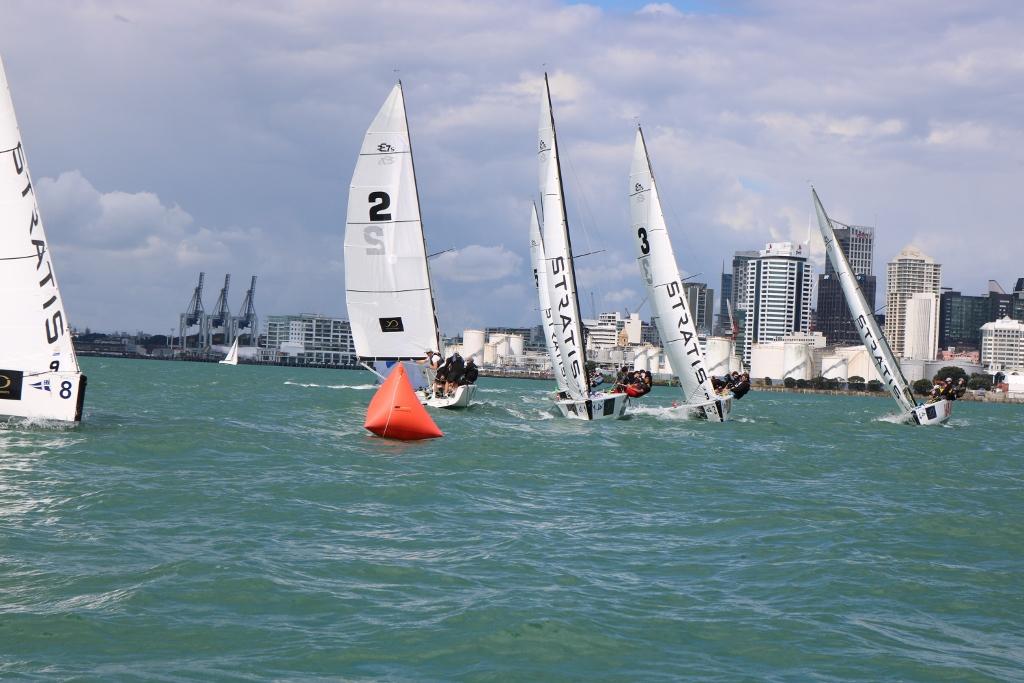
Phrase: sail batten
[
  {"left": 629, "top": 128, "right": 717, "bottom": 407},
  {"left": 812, "top": 188, "right": 917, "bottom": 414},
  {"left": 344, "top": 83, "right": 440, "bottom": 362}
]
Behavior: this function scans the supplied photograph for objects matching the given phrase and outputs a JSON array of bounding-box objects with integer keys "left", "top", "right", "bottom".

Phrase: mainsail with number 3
[{"left": 0, "top": 57, "right": 86, "bottom": 423}]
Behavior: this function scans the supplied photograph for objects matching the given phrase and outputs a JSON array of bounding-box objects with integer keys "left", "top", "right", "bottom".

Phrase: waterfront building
[
  {"left": 717, "top": 269, "right": 732, "bottom": 335},
  {"left": 729, "top": 250, "right": 759, "bottom": 353},
  {"left": 939, "top": 290, "right": 990, "bottom": 349},
  {"left": 814, "top": 220, "right": 876, "bottom": 346},
  {"left": 884, "top": 246, "right": 941, "bottom": 358},
  {"left": 981, "top": 317, "right": 1024, "bottom": 372},
  {"left": 682, "top": 282, "right": 714, "bottom": 334},
  {"left": 262, "top": 314, "right": 356, "bottom": 366},
  {"left": 902, "top": 292, "right": 939, "bottom": 361},
  {"left": 739, "top": 242, "right": 814, "bottom": 365}
]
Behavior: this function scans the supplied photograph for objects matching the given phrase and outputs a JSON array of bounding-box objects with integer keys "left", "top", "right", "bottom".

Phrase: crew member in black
[
  {"left": 731, "top": 372, "right": 751, "bottom": 399},
  {"left": 953, "top": 377, "right": 967, "bottom": 400},
  {"left": 462, "top": 357, "right": 479, "bottom": 385},
  {"left": 444, "top": 352, "right": 465, "bottom": 395}
]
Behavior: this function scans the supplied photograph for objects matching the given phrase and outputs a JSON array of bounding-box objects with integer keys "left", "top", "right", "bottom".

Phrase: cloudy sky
[{"left": 3, "top": 0, "right": 1022, "bottom": 335}]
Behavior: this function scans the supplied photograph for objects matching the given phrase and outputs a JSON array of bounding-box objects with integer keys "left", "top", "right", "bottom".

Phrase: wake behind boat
[
  {"left": 343, "top": 81, "right": 476, "bottom": 410},
  {"left": 534, "top": 74, "right": 627, "bottom": 420},
  {"left": 812, "top": 187, "right": 950, "bottom": 426},
  {"left": 0, "top": 58, "right": 86, "bottom": 424},
  {"left": 629, "top": 126, "right": 731, "bottom": 421}
]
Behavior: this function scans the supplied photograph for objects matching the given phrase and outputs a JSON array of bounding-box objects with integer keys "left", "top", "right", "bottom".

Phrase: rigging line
[
  {"left": 427, "top": 248, "right": 454, "bottom": 259},
  {"left": 562, "top": 154, "right": 596, "bottom": 253}
]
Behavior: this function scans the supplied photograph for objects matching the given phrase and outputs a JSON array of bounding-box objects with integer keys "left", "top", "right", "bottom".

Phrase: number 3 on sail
[{"left": 1, "top": 58, "right": 87, "bottom": 424}]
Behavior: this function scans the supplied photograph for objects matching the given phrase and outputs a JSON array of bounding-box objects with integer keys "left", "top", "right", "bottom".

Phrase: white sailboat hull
[
  {"left": 422, "top": 383, "right": 477, "bottom": 409},
  {"left": 683, "top": 395, "right": 732, "bottom": 422},
  {"left": 554, "top": 392, "right": 629, "bottom": 420},
  {"left": 909, "top": 399, "right": 952, "bottom": 426},
  {"left": 0, "top": 370, "right": 86, "bottom": 424},
  {"left": 218, "top": 359, "right": 238, "bottom": 365}
]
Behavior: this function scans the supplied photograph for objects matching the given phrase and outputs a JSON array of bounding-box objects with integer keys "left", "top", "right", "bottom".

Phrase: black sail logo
[
  {"left": 379, "top": 317, "right": 404, "bottom": 332},
  {"left": 0, "top": 370, "right": 24, "bottom": 400}
]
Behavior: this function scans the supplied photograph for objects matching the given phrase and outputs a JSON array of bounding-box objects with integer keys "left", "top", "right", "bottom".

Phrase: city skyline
[{"left": 3, "top": 1, "right": 1022, "bottom": 333}]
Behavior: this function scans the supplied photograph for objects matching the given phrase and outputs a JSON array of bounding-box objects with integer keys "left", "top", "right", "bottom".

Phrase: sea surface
[{"left": 1, "top": 357, "right": 1022, "bottom": 681}]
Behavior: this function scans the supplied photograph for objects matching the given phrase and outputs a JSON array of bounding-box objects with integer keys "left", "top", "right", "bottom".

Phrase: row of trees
[{"left": 765, "top": 366, "right": 995, "bottom": 394}]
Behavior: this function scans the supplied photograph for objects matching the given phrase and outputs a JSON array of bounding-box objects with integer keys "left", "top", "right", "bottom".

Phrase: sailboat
[
  {"left": 0, "top": 58, "right": 86, "bottom": 424},
  {"left": 812, "top": 187, "right": 950, "bottom": 425},
  {"left": 343, "top": 81, "right": 475, "bottom": 410},
  {"left": 629, "top": 126, "right": 731, "bottom": 421},
  {"left": 219, "top": 337, "right": 239, "bottom": 365},
  {"left": 535, "top": 74, "right": 627, "bottom": 420}
]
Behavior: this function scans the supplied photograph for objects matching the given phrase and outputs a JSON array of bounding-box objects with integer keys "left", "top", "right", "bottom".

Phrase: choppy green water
[{"left": 2, "top": 357, "right": 1022, "bottom": 681}]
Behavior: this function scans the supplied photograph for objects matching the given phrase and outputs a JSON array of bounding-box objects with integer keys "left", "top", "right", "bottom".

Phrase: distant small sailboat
[
  {"left": 534, "top": 74, "right": 627, "bottom": 420},
  {"left": 629, "top": 126, "right": 731, "bottom": 421},
  {"left": 812, "top": 187, "right": 951, "bottom": 425},
  {"left": 0, "top": 57, "right": 86, "bottom": 423},
  {"left": 343, "top": 81, "right": 476, "bottom": 410},
  {"left": 219, "top": 338, "right": 239, "bottom": 365}
]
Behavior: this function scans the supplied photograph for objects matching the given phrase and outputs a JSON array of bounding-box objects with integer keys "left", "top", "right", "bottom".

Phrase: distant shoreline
[{"left": 78, "top": 354, "right": 1023, "bottom": 405}]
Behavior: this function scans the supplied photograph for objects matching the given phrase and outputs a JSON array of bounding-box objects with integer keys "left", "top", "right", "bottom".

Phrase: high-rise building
[
  {"left": 902, "top": 292, "right": 939, "bottom": 360},
  {"left": 815, "top": 222, "right": 876, "bottom": 346},
  {"left": 730, "top": 250, "right": 759, "bottom": 356},
  {"left": 718, "top": 269, "right": 732, "bottom": 334},
  {"left": 884, "top": 245, "right": 941, "bottom": 358},
  {"left": 939, "top": 290, "right": 990, "bottom": 349},
  {"left": 682, "top": 282, "right": 714, "bottom": 334},
  {"left": 981, "top": 317, "right": 1024, "bottom": 372},
  {"left": 740, "top": 242, "right": 813, "bottom": 364}
]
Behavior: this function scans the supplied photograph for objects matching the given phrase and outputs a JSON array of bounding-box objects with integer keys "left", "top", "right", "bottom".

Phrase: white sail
[
  {"left": 344, "top": 82, "right": 439, "bottom": 362},
  {"left": 529, "top": 204, "right": 569, "bottom": 393},
  {"left": 537, "top": 74, "right": 590, "bottom": 401},
  {"left": 220, "top": 337, "right": 239, "bottom": 365},
  {"left": 0, "top": 58, "right": 85, "bottom": 422},
  {"left": 629, "top": 128, "right": 718, "bottom": 407},
  {"left": 812, "top": 188, "right": 917, "bottom": 413}
]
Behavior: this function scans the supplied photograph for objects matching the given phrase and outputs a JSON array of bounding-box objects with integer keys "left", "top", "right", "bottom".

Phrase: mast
[
  {"left": 399, "top": 80, "right": 442, "bottom": 354},
  {"left": 543, "top": 73, "right": 592, "bottom": 396},
  {"left": 812, "top": 187, "right": 917, "bottom": 413}
]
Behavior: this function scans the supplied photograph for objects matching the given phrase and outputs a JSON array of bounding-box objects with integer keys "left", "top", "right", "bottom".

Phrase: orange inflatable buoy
[{"left": 364, "top": 364, "right": 443, "bottom": 440}]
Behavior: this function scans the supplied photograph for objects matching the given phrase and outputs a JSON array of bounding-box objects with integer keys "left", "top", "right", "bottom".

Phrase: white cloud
[
  {"left": 637, "top": 3, "right": 683, "bottom": 19},
  {"left": 4, "top": 0, "right": 1023, "bottom": 332},
  {"left": 925, "top": 121, "right": 992, "bottom": 148},
  {"left": 431, "top": 244, "right": 523, "bottom": 283}
]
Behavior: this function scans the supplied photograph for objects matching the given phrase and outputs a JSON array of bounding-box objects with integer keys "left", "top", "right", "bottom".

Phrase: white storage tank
[
  {"left": 508, "top": 334, "right": 525, "bottom": 358},
  {"left": 705, "top": 337, "right": 732, "bottom": 377},
  {"left": 782, "top": 341, "right": 812, "bottom": 381},
  {"left": 633, "top": 349, "right": 649, "bottom": 371},
  {"left": 483, "top": 342, "right": 497, "bottom": 366},
  {"left": 821, "top": 355, "right": 848, "bottom": 381},
  {"left": 647, "top": 348, "right": 661, "bottom": 374},
  {"left": 462, "top": 329, "right": 485, "bottom": 365}
]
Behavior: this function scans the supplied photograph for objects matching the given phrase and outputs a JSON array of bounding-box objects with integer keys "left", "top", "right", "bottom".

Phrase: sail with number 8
[
  {"left": 0, "top": 57, "right": 86, "bottom": 423},
  {"left": 343, "top": 82, "right": 475, "bottom": 409}
]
